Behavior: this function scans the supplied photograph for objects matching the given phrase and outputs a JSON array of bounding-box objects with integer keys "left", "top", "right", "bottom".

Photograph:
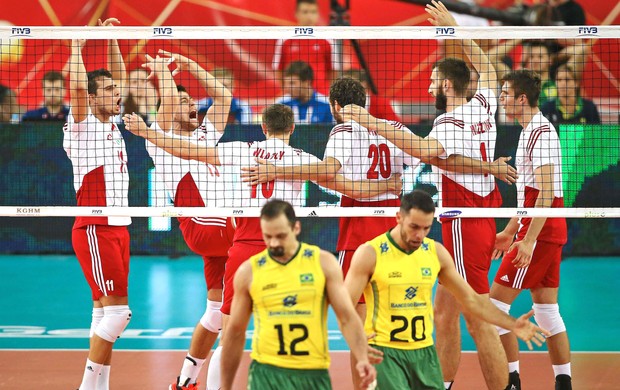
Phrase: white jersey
[
  {"left": 217, "top": 138, "right": 321, "bottom": 207},
  {"left": 428, "top": 88, "right": 501, "bottom": 208},
  {"left": 63, "top": 108, "right": 130, "bottom": 228},
  {"left": 324, "top": 119, "right": 420, "bottom": 202}
]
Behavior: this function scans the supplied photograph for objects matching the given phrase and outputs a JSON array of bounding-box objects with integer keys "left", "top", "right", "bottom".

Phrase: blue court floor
[{"left": 0, "top": 255, "right": 618, "bottom": 352}]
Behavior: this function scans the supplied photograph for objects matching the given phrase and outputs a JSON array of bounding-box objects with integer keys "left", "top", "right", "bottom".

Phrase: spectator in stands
[
  {"left": 272, "top": 0, "right": 339, "bottom": 95},
  {"left": 22, "top": 71, "right": 70, "bottom": 121},
  {"left": 121, "top": 68, "right": 158, "bottom": 124},
  {"left": 343, "top": 69, "right": 400, "bottom": 121},
  {"left": 197, "top": 67, "right": 253, "bottom": 124},
  {"left": 520, "top": 41, "right": 558, "bottom": 105},
  {"left": 277, "top": 61, "right": 333, "bottom": 124},
  {"left": 541, "top": 62, "right": 600, "bottom": 129},
  {"left": 0, "top": 84, "right": 20, "bottom": 123}
]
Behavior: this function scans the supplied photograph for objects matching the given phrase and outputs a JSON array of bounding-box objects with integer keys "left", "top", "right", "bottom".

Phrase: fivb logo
[
  {"left": 153, "top": 27, "right": 173, "bottom": 37},
  {"left": 578, "top": 27, "right": 598, "bottom": 37},
  {"left": 435, "top": 27, "right": 455, "bottom": 37},
  {"left": 11, "top": 27, "right": 31, "bottom": 37},
  {"left": 294, "top": 27, "right": 314, "bottom": 36}
]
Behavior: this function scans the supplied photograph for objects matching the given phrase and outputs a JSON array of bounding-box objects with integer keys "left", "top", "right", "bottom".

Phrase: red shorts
[
  {"left": 72, "top": 225, "right": 130, "bottom": 301},
  {"left": 221, "top": 240, "right": 265, "bottom": 315},
  {"left": 494, "top": 241, "right": 563, "bottom": 290},
  {"left": 442, "top": 218, "right": 495, "bottom": 294},
  {"left": 338, "top": 250, "right": 366, "bottom": 304},
  {"left": 179, "top": 217, "right": 234, "bottom": 290}
]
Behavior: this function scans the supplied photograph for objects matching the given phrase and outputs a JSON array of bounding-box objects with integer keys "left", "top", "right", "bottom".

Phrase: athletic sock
[
  {"left": 79, "top": 359, "right": 103, "bottom": 390},
  {"left": 206, "top": 346, "right": 223, "bottom": 390},
  {"left": 508, "top": 361, "right": 520, "bottom": 373},
  {"left": 96, "top": 365, "right": 110, "bottom": 390},
  {"left": 553, "top": 363, "right": 571, "bottom": 377},
  {"left": 179, "top": 354, "right": 206, "bottom": 385}
]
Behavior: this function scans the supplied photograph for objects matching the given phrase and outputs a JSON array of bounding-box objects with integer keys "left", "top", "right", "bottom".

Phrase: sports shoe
[
  {"left": 555, "top": 374, "right": 572, "bottom": 390},
  {"left": 169, "top": 377, "right": 199, "bottom": 390},
  {"left": 504, "top": 371, "right": 521, "bottom": 390}
]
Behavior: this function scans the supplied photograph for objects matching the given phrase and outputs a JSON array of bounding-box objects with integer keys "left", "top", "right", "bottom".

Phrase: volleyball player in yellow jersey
[
  {"left": 221, "top": 200, "right": 377, "bottom": 390},
  {"left": 345, "top": 190, "right": 550, "bottom": 390}
]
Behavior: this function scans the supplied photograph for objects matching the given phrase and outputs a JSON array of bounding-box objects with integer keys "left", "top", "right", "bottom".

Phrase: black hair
[
  {"left": 501, "top": 69, "right": 542, "bottom": 108},
  {"left": 87, "top": 68, "right": 113, "bottom": 95},
  {"left": 400, "top": 190, "right": 435, "bottom": 214},
  {"left": 261, "top": 199, "right": 297, "bottom": 227},
  {"left": 329, "top": 77, "right": 366, "bottom": 107}
]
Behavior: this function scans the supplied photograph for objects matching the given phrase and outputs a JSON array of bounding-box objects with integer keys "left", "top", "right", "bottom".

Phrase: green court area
[{"left": 0, "top": 255, "right": 618, "bottom": 352}]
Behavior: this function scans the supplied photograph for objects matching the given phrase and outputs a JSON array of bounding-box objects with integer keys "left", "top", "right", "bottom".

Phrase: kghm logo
[
  {"left": 11, "top": 27, "right": 31, "bottom": 37},
  {"left": 16, "top": 207, "right": 40, "bottom": 215},
  {"left": 283, "top": 295, "right": 298, "bottom": 307},
  {"left": 294, "top": 27, "right": 314, "bottom": 36},
  {"left": 405, "top": 286, "right": 418, "bottom": 300},
  {"left": 578, "top": 27, "right": 598, "bottom": 37},
  {"left": 435, "top": 27, "right": 455, "bottom": 37},
  {"left": 153, "top": 27, "right": 173, "bottom": 36}
]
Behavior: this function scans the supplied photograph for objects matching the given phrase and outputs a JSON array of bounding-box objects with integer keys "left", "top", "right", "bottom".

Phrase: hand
[
  {"left": 72, "top": 38, "right": 87, "bottom": 49},
  {"left": 97, "top": 18, "right": 121, "bottom": 27},
  {"left": 490, "top": 156, "right": 518, "bottom": 184},
  {"left": 512, "top": 309, "right": 551, "bottom": 350},
  {"left": 158, "top": 49, "right": 195, "bottom": 76},
  {"left": 122, "top": 113, "right": 149, "bottom": 138},
  {"left": 425, "top": 0, "right": 458, "bottom": 27},
  {"left": 355, "top": 360, "right": 377, "bottom": 390},
  {"left": 386, "top": 174, "right": 403, "bottom": 196},
  {"left": 366, "top": 333, "right": 384, "bottom": 365},
  {"left": 340, "top": 104, "right": 378, "bottom": 130},
  {"left": 508, "top": 239, "right": 535, "bottom": 268},
  {"left": 240, "top": 158, "right": 277, "bottom": 185},
  {"left": 492, "top": 230, "right": 515, "bottom": 260},
  {"left": 141, "top": 54, "right": 175, "bottom": 80}
]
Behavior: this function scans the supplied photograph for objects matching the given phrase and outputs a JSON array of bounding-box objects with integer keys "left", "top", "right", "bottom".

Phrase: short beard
[
  {"left": 268, "top": 247, "right": 285, "bottom": 258},
  {"left": 435, "top": 91, "right": 447, "bottom": 111}
]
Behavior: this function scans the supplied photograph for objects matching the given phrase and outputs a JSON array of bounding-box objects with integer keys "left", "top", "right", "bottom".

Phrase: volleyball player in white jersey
[
  {"left": 124, "top": 103, "right": 400, "bottom": 389},
  {"left": 139, "top": 53, "right": 235, "bottom": 390},
  {"left": 63, "top": 19, "right": 132, "bottom": 390}
]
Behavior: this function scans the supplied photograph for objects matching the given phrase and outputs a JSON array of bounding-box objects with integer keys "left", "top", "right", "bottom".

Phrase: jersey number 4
[
  {"left": 251, "top": 181, "right": 275, "bottom": 199},
  {"left": 367, "top": 144, "right": 391, "bottom": 179},
  {"left": 390, "top": 315, "right": 426, "bottom": 342},
  {"left": 275, "top": 323, "right": 309, "bottom": 356}
]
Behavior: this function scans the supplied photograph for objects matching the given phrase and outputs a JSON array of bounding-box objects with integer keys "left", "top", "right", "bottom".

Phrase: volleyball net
[{"left": 0, "top": 25, "right": 618, "bottom": 254}]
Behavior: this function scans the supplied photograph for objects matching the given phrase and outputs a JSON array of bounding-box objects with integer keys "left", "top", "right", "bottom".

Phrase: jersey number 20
[
  {"left": 367, "top": 144, "right": 391, "bottom": 179},
  {"left": 390, "top": 315, "right": 426, "bottom": 342}
]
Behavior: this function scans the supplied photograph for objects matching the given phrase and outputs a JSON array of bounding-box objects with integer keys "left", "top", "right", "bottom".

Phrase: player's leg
[
  {"left": 489, "top": 283, "right": 522, "bottom": 390},
  {"left": 88, "top": 300, "right": 112, "bottom": 390},
  {"left": 408, "top": 346, "right": 444, "bottom": 390}
]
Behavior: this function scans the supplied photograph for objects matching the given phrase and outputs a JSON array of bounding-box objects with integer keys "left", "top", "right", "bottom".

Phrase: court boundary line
[{"left": 1, "top": 349, "right": 619, "bottom": 354}]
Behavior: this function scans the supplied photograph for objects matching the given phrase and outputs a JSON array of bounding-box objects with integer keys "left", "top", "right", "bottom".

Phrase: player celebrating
[
  {"left": 344, "top": 190, "right": 550, "bottom": 390},
  {"left": 221, "top": 200, "right": 376, "bottom": 390},
  {"left": 490, "top": 69, "right": 571, "bottom": 390},
  {"left": 63, "top": 19, "right": 131, "bottom": 390},
  {"left": 139, "top": 52, "right": 235, "bottom": 390}
]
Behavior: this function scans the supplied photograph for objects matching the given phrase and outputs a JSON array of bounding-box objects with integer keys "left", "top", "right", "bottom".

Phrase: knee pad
[
  {"left": 533, "top": 303, "right": 566, "bottom": 337},
  {"left": 89, "top": 307, "right": 104, "bottom": 338},
  {"left": 95, "top": 305, "right": 132, "bottom": 343},
  {"left": 200, "top": 300, "right": 222, "bottom": 333},
  {"left": 490, "top": 298, "right": 512, "bottom": 336}
]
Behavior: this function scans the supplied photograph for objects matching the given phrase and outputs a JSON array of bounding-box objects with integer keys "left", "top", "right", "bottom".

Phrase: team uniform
[
  {"left": 324, "top": 120, "right": 420, "bottom": 279},
  {"left": 494, "top": 113, "right": 567, "bottom": 289},
  {"left": 145, "top": 117, "right": 233, "bottom": 291},
  {"left": 428, "top": 88, "right": 502, "bottom": 294},
  {"left": 217, "top": 139, "right": 321, "bottom": 314},
  {"left": 63, "top": 109, "right": 131, "bottom": 300},
  {"left": 273, "top": 38, "right": 339, "bottom": 96},
  {"left": 246, "top": 243, "right": 331, "bottom": 390},
  {"left": 276, "top": 91, "right": 333, "bottom": 124},
  {"left": 364, "top": 232, "right": 443, "bottom": 389}
]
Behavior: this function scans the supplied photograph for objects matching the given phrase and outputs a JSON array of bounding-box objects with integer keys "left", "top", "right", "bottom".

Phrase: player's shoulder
[
  {"left": 329, "top": 120, "right": 356, "bottom": 136},
  {"left": 433, "top": 112, "right": 465, "bottom": 130}
]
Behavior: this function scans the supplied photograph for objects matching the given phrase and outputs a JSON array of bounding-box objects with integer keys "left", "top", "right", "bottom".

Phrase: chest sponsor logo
[
  {"left": 388, "top": 271, "right": 402, "bottom": 278},
  {"left": 262, "top": 283, "right": 277, "bottom": 291},
  {"left": 283, "top": 295, "right": 297, "bottom": 307}
]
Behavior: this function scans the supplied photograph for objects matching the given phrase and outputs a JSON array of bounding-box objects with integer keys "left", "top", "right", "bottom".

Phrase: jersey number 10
[{"left": 251, "top": 180, "right": 275, "bottom": 199}]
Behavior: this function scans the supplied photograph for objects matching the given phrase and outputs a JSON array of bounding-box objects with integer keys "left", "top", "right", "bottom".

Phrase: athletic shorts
[
  {"left": 441, "top": 218, "right": 495, "bottom": 294},
  {"left": 72, "top": 225, "right": 130, "bottom": 301},
  {"left": 373, "top": 345, "right": 443, "bottom": 390},
  {"left": 338, "top": 250, "right": 365, "bottom": 304},
  {"left": 494, "top": 240, "right": 563, "bottom": 290},
  {"left": 221, "top": 240, "right": 265, "bottom": 315},
  {"left": 247, "top": 361, "right": 331, "bottom": 390}
]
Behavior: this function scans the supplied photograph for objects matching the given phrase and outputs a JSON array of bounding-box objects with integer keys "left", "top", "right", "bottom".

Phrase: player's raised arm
[
  {"left": 99, "top": 18, "right": 126, "bottom": 93},
  {"left": 144, "top": 54, "right": 178, "bottom": 132},
  {"left": 69, "top": 39, "right": 89, "bottom": 123},
  {"left": 426, "top": 0, "right": 497, "bottom": 91},
  {"left": 220, "top": 261, "right": 254, "bottom": 390},
  {"left": 159, "top": 50, "right": 232, "bottom": 134},
  {"left": 435, "top": 243, "right": 550, "bottom": 349},
  {"left": 123, "top": 113, "right": 220, "bottom": 165}
]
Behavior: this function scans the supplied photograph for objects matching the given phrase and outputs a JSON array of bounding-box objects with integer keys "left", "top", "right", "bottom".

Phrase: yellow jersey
[
  {"left": 364, "top": 231, "right": 440, "bottom": 350},
  {"left": 249, "top": 242, "right": 330, "bottom": 369}
]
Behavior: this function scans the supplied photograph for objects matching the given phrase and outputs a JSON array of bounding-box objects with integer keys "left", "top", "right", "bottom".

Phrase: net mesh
[{"left": 0, "top": 26, "right": 619, "bottom": 255}]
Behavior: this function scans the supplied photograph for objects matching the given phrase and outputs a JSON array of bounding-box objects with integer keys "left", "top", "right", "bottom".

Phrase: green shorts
[
  {"left": 247, "top": 360, "right": 332, "bottom": 390},
  {"left": 373, "top": 345, "right": 444, "bottom": 390}
]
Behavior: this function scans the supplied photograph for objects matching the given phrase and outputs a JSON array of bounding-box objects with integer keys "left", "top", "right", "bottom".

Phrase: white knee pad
[
  {"left": 490, "top": 298, "right": 512, "bottom": 336},
  {"left": 95, "top": 305, "right": 132, "bottom": 343},
  {"left": 533, "top": 303, "right": 566, "bottom": 337},
  {"left": 200, "top": 300, "right": 223, "bottom": 333},
  {"left": 89, "top": 307, "right": 104, "bottom": 338}
]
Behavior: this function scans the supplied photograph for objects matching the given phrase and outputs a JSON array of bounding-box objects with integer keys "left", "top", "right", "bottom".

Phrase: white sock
[
  {"left": 179, "top": 354, "right": 206, "bottom": 385},
  {"left": 206, "top": 346, "right": 223, "bottom": 390},
  {"left": 79, "top": 359, "right": 103, "bottom": 390},
  {"left": 444, "top": 381, "right": 453, "bottom": 390},
  {"left": 553, "top": 363, "right": 571, "bottom": 377},
  {"left": 96, "top": 365, "right": 110, "bottom": 389},
  {"left": 508, "top": 361, "right": 520, "bottom": 373}
]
